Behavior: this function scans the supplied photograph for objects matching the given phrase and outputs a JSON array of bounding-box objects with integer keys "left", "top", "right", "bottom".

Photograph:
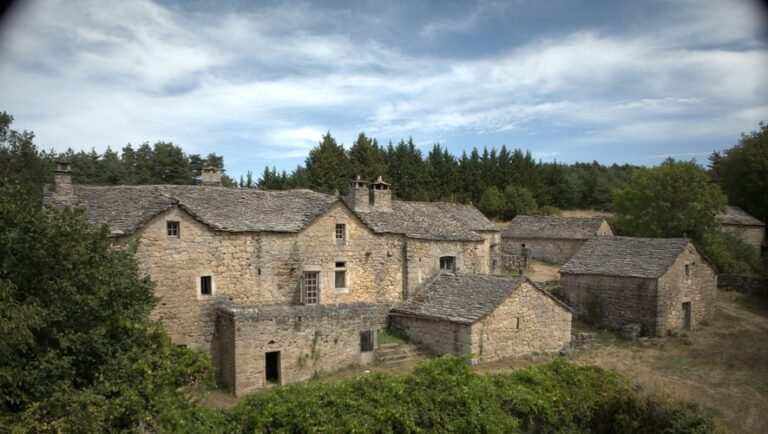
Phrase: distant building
[
  {"left": 501, "top": 215, "right": 613, "bottom": 264},
  {"left": 560, "top": 237, "right": 717, "bottom": 336},
  {"left": 716, "top": 206, "right": 765, "bottom": 251},
  {"left": 390, "top": 273, "right": 572, "bottom": 361}
]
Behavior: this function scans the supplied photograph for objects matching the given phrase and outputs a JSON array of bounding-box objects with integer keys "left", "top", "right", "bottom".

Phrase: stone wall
[
  {"left": 404, "top": 238, "right": 487, "bottom": 294},
  {"left": 471, "top": 282, "right": 572, "bottom": 360},
  {"left": 127, "top": 203, "right": 405, "bottom": 350},
  {"left": 217, "top": 302, "right": 389, "bottom": 396},
  {"left": 560, "top": 273, "right": 659, "bottom": 334},
  {"left": 502, "top": 253, "right": 528, "bottom": 271},
  {"left": 501, "top": 237, "right": 585, "bottom": 264},
  {"left": 720, "top": 224, "right": 765, "bottom": 251},
  {"left": 718, "top": 273, "right": 767, "bottom": 292},
  {"left": 656, "top": 244, "right": 717, "bottom": 334},
  {"left": 388, "top": 315, "right": 473, "bottom": 355}
]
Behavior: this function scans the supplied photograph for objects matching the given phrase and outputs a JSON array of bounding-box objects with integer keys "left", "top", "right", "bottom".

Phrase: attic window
[
  {"left": 439, "top": 256, "right": 456, "bottom": 272},
  {"left": 167, "top": 221, "right": 180, "bottom": 237},
  {"left": 335, "top": 223, "right": 346, "bottom": 240},
  {"left": 685, "top": 263, "right": 693, "bottom": 277}
]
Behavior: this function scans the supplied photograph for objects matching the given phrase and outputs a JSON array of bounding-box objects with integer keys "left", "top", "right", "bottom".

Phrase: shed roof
[
  {"left": 502, "top": 215, "right": 608, "bottom": 240},
  {"left": 716, "top": 206, "right": 764, "bottom": 227},
  {"left": 559, "top": 236, "right": 690, "bottom": 279},
  {"left": 390, "top": 273, "right": 568, "bottom": 324}
]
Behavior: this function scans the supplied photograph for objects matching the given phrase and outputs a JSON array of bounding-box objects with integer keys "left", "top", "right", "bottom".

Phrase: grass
[{"left": 377, "top": 328, "right": 411, "bottom": 345}]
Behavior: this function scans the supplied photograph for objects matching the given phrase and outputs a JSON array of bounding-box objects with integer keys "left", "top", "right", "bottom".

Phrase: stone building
[
  {"left": 389, "top": 273, "right": 572, "bottom": 361},
  {"left": 560, "top": 237, "right": 717, "bottom": 336},
  {"left": 716, "top": 206, "right": 765, "bottom": 251},
  {"left": 501, "top": 215, "right": 613, "bottom": 264},
  {"left": 44, "top": 164, "right": 508, "bottom": 395}
]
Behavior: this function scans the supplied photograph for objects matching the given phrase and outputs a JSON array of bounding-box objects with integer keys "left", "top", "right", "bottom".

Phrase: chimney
[
  {"left": 347, "top": 175, "right": 370, "bottom": 211},
  {"left": 201, "top": 166, "right": 222, "bottom": 186},
  {"left": 53, "top": 159, "right": 74, "bottom": 201},
  {"left": 370, "top": 176, "right": 392, "bottom": 211}
]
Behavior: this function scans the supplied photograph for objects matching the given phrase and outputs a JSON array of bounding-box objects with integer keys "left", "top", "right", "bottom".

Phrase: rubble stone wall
[
  {"left": 388, "top": 316, "right": 473, "bottom": 356},
  {"left": 218, "top": 303, "right": 389, "bottom": 396},
  {"left": 501, "top": 237, "right": 585, "bottom": 264},
  {"left": 720, "top": 224, "right": 765, "bottom": 251},
  {"left": 405, "top": 239, "right": 487, "bottom": 293},
  {"left": 657, "top": 244, "right": 717, "bottom": 334},
  {"left": 472, "top": 282, "right": 571, "bottom": 360}
]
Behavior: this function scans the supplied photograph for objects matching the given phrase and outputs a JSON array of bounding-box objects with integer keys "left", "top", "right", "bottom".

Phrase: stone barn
[
  {"left": 389, "top": 273, "right": 572, "bottom": 361},
  {"left": 716, "top": 206, "right": 765, "bottom": 251},
  {"left": 501, "top": 215, "right": 613, "bottom": 265},
  {"left": 560, "top": 237, "right": 717, "bottom": 336}
]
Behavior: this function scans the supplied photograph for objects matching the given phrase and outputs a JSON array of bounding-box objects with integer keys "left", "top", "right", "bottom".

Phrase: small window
[
  {"left": 515, "top": 317, "right": 521, "bottom": 329},
  {"left": 303, "top": 272, "right": 319, "bottom": 304},
  {"left": 685, "top": 263, "right": 692, "bottom": 277},
  {"left": 335, "top": 261, "right": 347, "bottom": 289},
  {"left": 439, "top": 256, "right": 456, "bottom": 272},
  {"left": 200, "top": 276, "right": 212, "bottom": 296},
  {"left": 167, "top": 221, "right": 180, "bottom": 237},
  {"left": 335, "top": 223, "right": 346, "bottom": 240},
  {"left": 360, "top": 330, "right": 374, "bottom": 352}
]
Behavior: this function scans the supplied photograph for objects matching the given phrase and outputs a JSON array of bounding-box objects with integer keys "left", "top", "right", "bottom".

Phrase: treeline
[{"left": 254, "top": 132, "right": 638, "bottom": 218}]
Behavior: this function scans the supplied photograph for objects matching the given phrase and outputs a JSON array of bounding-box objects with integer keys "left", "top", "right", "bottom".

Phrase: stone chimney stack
[
  {"left": 347, "top": 175, "right": 370, "bottom": 211},
  {"left": 370, "top": 176, "right": 392, "bottom": 211},
  {"left": 53, "top": 159, "right": 73, "bottom": 201},
  {"left": 201, "top": 166, "right": 222, "bottom": 186}
]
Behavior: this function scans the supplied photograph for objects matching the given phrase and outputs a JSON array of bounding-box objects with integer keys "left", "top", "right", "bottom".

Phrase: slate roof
[
  {"left": 502, "top": 215, "right": 608, "bottom": 240},
  {"left": 44, "top": 184, "right": 496, "bottom": 241},
  {"left": 43, "top": 184, "right": 337, "bottom": 235},
  {"left": 390, "top": 273, "right": 568, "bottom": 324},
  {"left": 349, "top": 200, "right": 487, "bottom": 241},
  {"left": 559, "top": 236, "right": 690, "bottom": 279},
  {"left": 716, "top": 206, "right": 764, "bottom": 227}
]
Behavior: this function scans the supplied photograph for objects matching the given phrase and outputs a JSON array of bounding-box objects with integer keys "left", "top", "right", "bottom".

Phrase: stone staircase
[{"left": 376, "top": 342, "right": 432, "bottom": 365}]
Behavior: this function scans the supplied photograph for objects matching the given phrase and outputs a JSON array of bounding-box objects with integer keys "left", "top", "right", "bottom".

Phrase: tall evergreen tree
[
  {"left": 348, "top": 132, "right": 387, "bottom": 181},
  {"left": 305, "top": 132, "right": 350, "bottom": 194}
]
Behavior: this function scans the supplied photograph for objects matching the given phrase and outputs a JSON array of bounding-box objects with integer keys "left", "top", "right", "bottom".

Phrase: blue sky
[{"left": 0, "top": 0, "right": 766, "bottom": 179}]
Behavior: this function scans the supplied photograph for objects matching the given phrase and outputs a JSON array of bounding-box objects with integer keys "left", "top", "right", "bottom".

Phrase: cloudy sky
[{"left": 0, "top": 0, "right": 766, "bottom": 178}]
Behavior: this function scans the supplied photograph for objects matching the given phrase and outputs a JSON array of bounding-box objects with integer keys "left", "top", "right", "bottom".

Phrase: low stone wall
[
  {"left": 717, "top": 274, "right": 767, "bottom": 292},
  {"left": 388, "top": 315, "right": 473, "bottom": 356},
  {"left": 216, "top": 302, "right": 390, "bottom": 396},
  {"left": 501, "top": 253, "right": 529, "bottom": 271}
]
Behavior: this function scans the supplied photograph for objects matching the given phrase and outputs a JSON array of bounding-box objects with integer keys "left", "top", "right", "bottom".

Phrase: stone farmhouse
[
  {"left": 716, "top": 206, "right": 765, "bottom": 251},
  {"left": 44, "top": 163, "right": 577, "bottom": 396},
  {"left": 390, "top": 273, "right": 572, "bottom": 362},
  {"left": 559, "top": 237, "right": 717, "bottom": 336},
  {"left": 501, "top": 215, "right": 613, "bottom": 265}
]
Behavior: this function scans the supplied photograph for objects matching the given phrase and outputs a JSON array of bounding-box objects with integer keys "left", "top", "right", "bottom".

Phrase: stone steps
[{"left": 376, "top": 342, "right": 432, "bottom": 365}]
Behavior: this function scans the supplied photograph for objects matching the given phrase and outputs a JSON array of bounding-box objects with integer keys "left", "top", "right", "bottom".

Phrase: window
[
  {"left": 335, "top": 261, "right": 347, "bottom": 289},
  {"left": 439, "top": 256, "right": 456, "bottom": 272},
  {"left": 335, "top": 223, "right": 346, "bottom": 240},
  {"left": 360, "top": 330, "right": 374, "bottom": 352},
  {"left": 303, "top": 272, "right": 319, "bottom": 304},
  {"left": 167, "top": 221, "right": 180, "bottom": 237},
  {"left": 200, "top": 275, "right": 212, "bottom": 296},
  {"left": 685, "top": 263, "right": 692, "bottom": 277},
  {"left": 515, "top": 317, "right": 521, "bottom": 330}
]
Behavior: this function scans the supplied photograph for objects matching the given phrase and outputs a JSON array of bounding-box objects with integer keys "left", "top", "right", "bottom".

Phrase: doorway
[
  {"left": 265, "top": 351, "right": 280, "bottom": 384},
  {"left": 681, "top": 302, "right": 691, "bottom": 330}
]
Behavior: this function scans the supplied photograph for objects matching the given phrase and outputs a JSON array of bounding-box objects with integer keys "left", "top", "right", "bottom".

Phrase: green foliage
[
  {"left": 0, "top": 112, "right": 56, "bottom": 203},
  {"left": 478, "top": 185, "right": 538, "bottom": 220},
  {"left": 699, "top": 231, "right": 762, "bottom": 273},
  {"left": 349, "top": 132, "right": 388, "bottom": 181},
  {"left": 305, "top": 132, "right": 351, "bottom": 194},
  {"left": 717, "top": 121, "right": 768, "bottom": 223},
  {"left": 612, "top": 159, "right": 727, "bottom": 243},
  {"left": 0, "top": 180, "right": 213, "bottom": 432},
  {"left": 224, "top": 356, "right": 721, "bottom": 433}
]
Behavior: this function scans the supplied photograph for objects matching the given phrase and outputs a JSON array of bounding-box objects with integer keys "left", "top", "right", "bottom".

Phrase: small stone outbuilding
[
  {"left": 560, "top": 237, "right": 717, "bottom": 336},
  {"left": 501, "top": 215, "right": 613, "bottom": 265},
  {"left": 716, "top": 206, "right": 765, "bottom": 251},
  {"left": 389, "top": 273, "right": 572, "bottom": 361}
]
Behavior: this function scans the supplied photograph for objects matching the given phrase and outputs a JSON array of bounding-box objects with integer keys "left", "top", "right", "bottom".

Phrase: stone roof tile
[
  {"left": 502, "top": 215, "right": 608, "bottom": 240},
  {"left": 390, "top": 273, "right": 567, "bottom": 324},
  {"left": 560, "top": 236, "right": 689, "bottom": 278},
  {"left": 716, "top": 206, "right": 765, "bottom": 227}
]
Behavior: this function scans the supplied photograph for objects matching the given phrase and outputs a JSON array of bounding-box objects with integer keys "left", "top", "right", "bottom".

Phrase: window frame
[
  {"left": 167, "top": 220, "right": 180, "bottom": 238},
  {"left": 360, "top": 330, "right": 374, "bottom": 352},
  {"left": 303, "top": 271, "right": 320, "bottom": 305},
  {"left": 439, "top": 256, "right": 456, "bottom": 272},
  {"left": 200, "top": 275, "right": 213, "bottom": 296},
  {"left": 335, "top": 223, "right": 346, "bottom": 241},
  {"left": 334, "top": 261, "right": 347, "bottom": 290}
]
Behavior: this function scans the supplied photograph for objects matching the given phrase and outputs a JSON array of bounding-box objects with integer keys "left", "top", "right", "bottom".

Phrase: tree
[
  {"left": 717, "top": 122, "right": 768, "bottom": 223},
  {"left": 0, "top": 112, "right": 55, "bottom": 202},
  {"left": 0, "top": 180, "right": 211, "bottom": 431},
  {"left": 305, "top": 132, "right": 350, "bottom": 194},
  {"left": 348, "top": 132, "right": 387, "bottom": 181},
  {"left": 386, "top": 138, "right": 427, "bottom": 200},
  {"left": 612, "top": 159, "right": 726, "bottom": 242},
  {"left": 501, "top": 185, "right": 538, "bottom": 220}
]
